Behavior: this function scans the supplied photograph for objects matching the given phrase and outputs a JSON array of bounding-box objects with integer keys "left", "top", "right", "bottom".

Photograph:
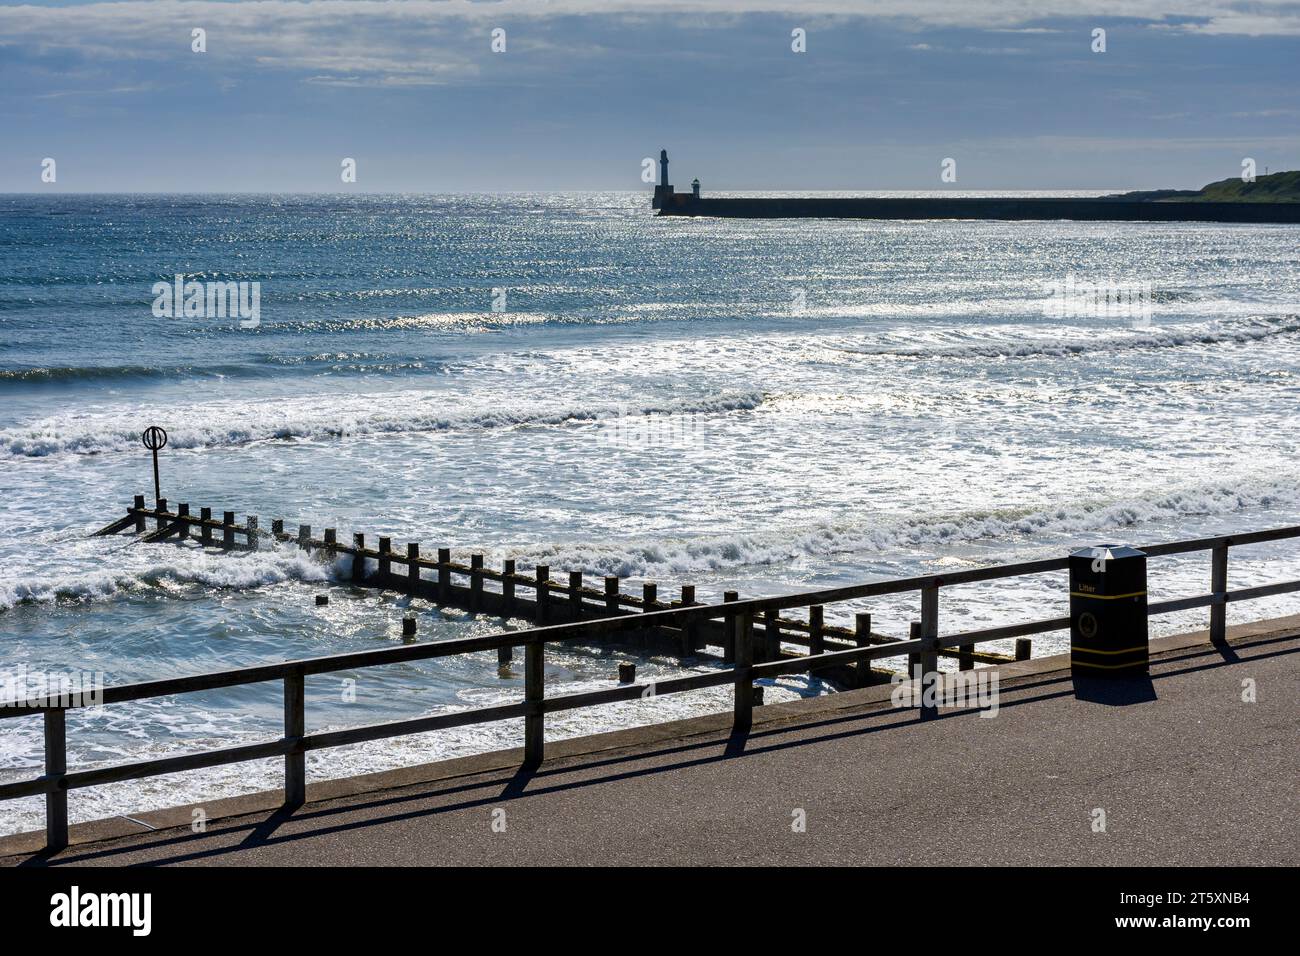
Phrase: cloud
[{"left": 0, "top": 0, "right": 1297, "bottom": 90}]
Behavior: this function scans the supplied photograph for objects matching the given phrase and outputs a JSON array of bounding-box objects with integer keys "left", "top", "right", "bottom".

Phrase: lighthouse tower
[{"left": 652, "top": 149, "right": 673, "bottom": 209}]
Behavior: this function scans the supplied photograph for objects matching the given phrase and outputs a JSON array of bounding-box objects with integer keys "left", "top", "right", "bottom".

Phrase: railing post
[
  {"left": 920, "top": 582, "right": 940, "bottom": 720},
  {"left": 535, "top": 565, "right": 550, "bottom": 623},
  {"left": 723, "top": 590, "right": 738, "bottom": 663},
  {"left": 502, "top": 559, "right": 516, "bottom": 617},
  {"left": 44, "top": 708, "right": 68, "bottom": 851},
  {"left": 524, "top": 640, "right": 544, "bottom": 768},
  {"left": 284, "top": 671, "right": 305, "bottom": 808},
  {"left": 352, "top": 533, "right": 366, "bottom": 582},
  {"left": 1211, "top": 541, "right": 1229, "bottom": 645},
  {"left": 604, "top": 575, "right": 620, "bottom": 615},
  {"left": 407, "top": 543, "right": 420, "bottom": 594},
  {"left": 732, "top": 611, "right": 754, "bottom": 733}
]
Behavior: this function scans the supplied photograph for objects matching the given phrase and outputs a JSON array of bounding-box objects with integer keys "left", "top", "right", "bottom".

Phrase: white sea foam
[
  {"left": 0, "top": 389, "right": 765, "bottom": 458},
  {"left": 0, "top": 547, "right": 331, "bottom": 612},
  {"left": 502, "top": 477, "right": 1300, "bottom": 576}
]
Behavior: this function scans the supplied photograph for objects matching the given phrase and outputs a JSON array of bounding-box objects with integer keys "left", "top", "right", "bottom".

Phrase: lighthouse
[{"left": 652, "top": 148, "right": 673, "bottom": 209}]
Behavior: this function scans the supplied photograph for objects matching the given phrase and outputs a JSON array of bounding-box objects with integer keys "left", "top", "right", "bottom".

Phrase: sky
[{"left": 1, "top": 0, "right": 1298, "bottom": 192}]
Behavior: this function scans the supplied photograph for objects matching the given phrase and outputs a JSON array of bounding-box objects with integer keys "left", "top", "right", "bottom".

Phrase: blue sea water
[{"left": 2, "top": 192, "right": 1299, "bottom": 834}]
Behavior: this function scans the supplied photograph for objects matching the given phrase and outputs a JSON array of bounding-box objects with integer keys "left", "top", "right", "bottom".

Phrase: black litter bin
[{"left": 1069, "top": 544, "right": 1149, "bottom": 677}]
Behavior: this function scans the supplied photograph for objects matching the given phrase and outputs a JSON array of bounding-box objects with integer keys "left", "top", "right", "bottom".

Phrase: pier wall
[{"left": 658, "top": 196, "right": 1300, "bottom": 223}]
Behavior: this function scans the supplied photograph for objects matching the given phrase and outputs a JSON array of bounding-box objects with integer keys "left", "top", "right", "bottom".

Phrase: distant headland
[{"left": 652, "top": 151, "right": 1300, "bottom": 223}]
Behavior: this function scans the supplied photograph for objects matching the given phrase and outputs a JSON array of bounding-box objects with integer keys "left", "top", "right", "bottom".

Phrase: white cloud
[{"left": 0, "top": 0, "right": 1297, "bottom": 89}]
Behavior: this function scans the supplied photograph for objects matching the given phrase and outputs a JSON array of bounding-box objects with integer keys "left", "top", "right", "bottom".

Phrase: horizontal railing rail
[{"left": 9, "top": 521, "right": 1300, "bottom": 850}]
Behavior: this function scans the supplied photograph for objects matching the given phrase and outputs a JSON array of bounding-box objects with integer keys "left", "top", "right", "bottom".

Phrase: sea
[{"left": 2, "top": 191, "right": 1298, "bottom": 836}]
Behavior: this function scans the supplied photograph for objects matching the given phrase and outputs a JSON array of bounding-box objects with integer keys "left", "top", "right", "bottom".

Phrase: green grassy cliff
[{"left": 1190, "top": 170, "right": 1300, "bottom": 202}]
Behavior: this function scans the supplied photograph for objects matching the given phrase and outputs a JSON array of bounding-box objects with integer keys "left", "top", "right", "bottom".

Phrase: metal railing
[{"left": 4, "top": 524, "right": 1300, "bottom": 851}]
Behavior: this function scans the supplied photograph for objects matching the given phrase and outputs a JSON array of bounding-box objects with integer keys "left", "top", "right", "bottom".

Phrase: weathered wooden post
[
  {"left": 723, "top": 590, "right": 738, "bottom": 663},
  {"left": 1015, "top": 638, "right": 1032, "bottom": 661},
  {"left": 246, "top": 515, "right": 259, "bottom": 551},
  {"left": 470, "top": 554, "right": 484, "bottom": 611},
  {"left": 679, "top": 585, "right": 696, "bottom": 655},
  {"left": 222, "top": 511, "right": 235, "bottom": 548},
  {"left": 407, "top": 543, "right": 420, "bottom": 594},
  {"left": 377, "top": 537, "right": 392, "bottom": 581},
  {"left": 763, "top": 609, "right": 780, "bottom": 663},
  {"left": 156, "top": 498, "right": 168, "bottom": 531},
  {"left": 176, "top": 502, "right": 190, "bottom": 539},
  {"left": 524, "top": 639, "right": 544, "bottom": 768},
  {"left": 298, "top": 524, "right": 311, "bottom": 550},
  {"left": 908, "top": 621, "right": 922, "bottom": 677},
  {"left": 324, "top": 528, "right": 337, "bottom": 563},
  {"left": 437, "top": 548, "right": 450, "bottom": 602},
  {"left": 271, "top": 518, "right": 284, "bottom": 538},
  {"left": 958, "top": 641, "right": 975, "bottom": 670},
  {"left": 808, "top": 604, "right": 825, "bottom": 656},
  {"left": 569, "top": 571, "right": 583, "bottom": 618},
  {"left": 44, "top": 708, "right": 68, "bottom": 851},
  {"left": 855, "top": 612, "right": 873, "bottom": 683},
  {"left": 1211, "top": 540, "right": 1229, "bottom": 645},
  {"left": 920, "top": 583, "right": 940, "bottom": 720},
  {"left": 535, "top": 565, "right": 550, "bottom": 623},
  {"left": 200, "top": 507, "right": 213, "bottom": 544},
  {"left": 499, "top": 565, "right": 515, "bottom": 667},
  {"left": 352, "top": 533, "right": 366, "bottom": 583},
  {"left": 134, "top": 494, "right": 147, "bottom": 533},
  {"left": 732, "top": 611, "right": 754, "bottom": 733},
  {"left": 283, "top": 671, "right": 305, "bottom": 809},
  {"left": 402, "top": 615, "right": 417, "bottom": 638},
  {"left": 604, "top": 576, "right": 620, "bottom": 615},
  {"left": 502, "top": 559, "right": 516, "bottom": 617}
]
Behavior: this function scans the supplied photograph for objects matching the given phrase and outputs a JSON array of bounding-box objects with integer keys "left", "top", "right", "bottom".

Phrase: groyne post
[
  {"left": 470, "top": 554, "right": 484, "bottom": 611},
  {"left": 679, "top": 585, "right": 697, "bottom": 655},
  {"left": 134, "top": 494, "right": 147, "bottom": 533},
  {"left": 407, "top": 543, "right": 420, "bottom": 594},
  {"left": 437, "top": 548, "right": 450, "bottom": 601},
  {"left": 377, "top": 537, "right": 391, "bottom": 581},
  {"left": 222, "top": 511, "right": 235, "bottom": 548},
  {"left": 570, "top": 571, "right": 583, "bottom": 617},
  {"left": 536, "top": 566, "right": 550, "bottom": 623},
  {"left": 502, "top": 559, "right": 516, "bottom": 616},
  {"left": 200, "top": 507, "right": 212, "bottom": 544},
  {"left": 352, "top": 533, "right": 366, "bottom": 582},
  {"left": 605, "top": 576, "right": 619, "bottom": 614}
]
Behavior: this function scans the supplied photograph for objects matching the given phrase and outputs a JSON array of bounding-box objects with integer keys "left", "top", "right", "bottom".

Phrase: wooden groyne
[{"left": 93, "top": 495, "right": 1030, "bottom": 684}]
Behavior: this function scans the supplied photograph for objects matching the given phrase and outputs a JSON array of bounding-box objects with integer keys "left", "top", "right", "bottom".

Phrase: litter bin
[{"left": 1069, "top": 544, "right": 1148, "bottom": 677}]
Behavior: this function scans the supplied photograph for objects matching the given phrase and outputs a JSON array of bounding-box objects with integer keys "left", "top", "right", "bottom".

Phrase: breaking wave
[
  {"left": 0, "top": 389, "right": 765, "bottom": 458},
  {"left": 505, "top": 478, "right": 1300, "bottom": 576}
]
